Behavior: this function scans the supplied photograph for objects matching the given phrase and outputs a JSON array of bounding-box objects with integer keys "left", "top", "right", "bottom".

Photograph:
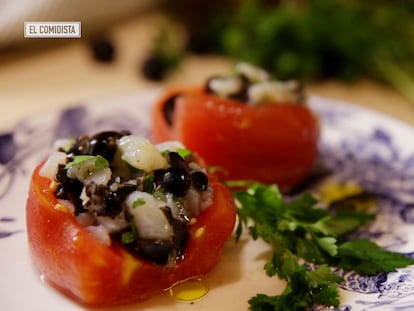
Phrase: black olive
[
  {"left": 71, "top": 134, "right": 91, "bottom": 155},
  {"left": 162, "top": 167, "right": 191, "bottom": 197},
  {"left": 191, "top": 171, "right": 209, "bottom": 191},
  {"left": 153, "top": 169, "right": 166, "bottom": 186},
  {"left": 162, "top": 94, "right": 180, "bottom": 126},
  {"left": 90, "top": 36, "right": 115, "bottom": 63},
  {"left": 115, "top": 183, "right": 137, "bottom": 202},
  {"left": 54, "top": 178, "right": 84, "bottom": 214},
  {"left": 169, "top": 214, "right": 188, "bottom": 259},
  {"left": 102, "top": 193, "right": 123, "bottom": 218},
  {"left": 133, "top": 240, "right": 173, "bottom": 265},
  {"left": 89, "top": 131, "right": 125, "bottom": 161},
  {"left": 141, "top": 55, "right": 166, "bottom": 81},
  {"left": 55, "top": 164, "right": 68, "bottom": 183},
  {"left": 166, "top": 151, "right": 186, "bottom": 168}
]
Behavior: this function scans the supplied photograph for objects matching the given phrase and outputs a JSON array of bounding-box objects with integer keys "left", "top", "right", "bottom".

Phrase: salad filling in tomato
[
  {"left": 26, "top": 131, "right": 236, "bottom": 306},
  {"left": 152, "top": 63, "right": 319, "bottom": 191}
]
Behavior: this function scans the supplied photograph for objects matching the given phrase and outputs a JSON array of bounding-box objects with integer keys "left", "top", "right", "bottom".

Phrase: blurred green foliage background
[{"left": 155, "top": 0, "right": 414, "bottom": 101}]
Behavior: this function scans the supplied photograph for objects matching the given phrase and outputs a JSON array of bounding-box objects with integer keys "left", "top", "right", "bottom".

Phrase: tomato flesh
[{"left": 26, "top": 163, "right": 236, "bottom": 306}]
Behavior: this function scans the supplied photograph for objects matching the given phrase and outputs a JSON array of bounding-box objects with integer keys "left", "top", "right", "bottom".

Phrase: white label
[{"left": 24, "top": 22, "right": 81, "bottom": 38}]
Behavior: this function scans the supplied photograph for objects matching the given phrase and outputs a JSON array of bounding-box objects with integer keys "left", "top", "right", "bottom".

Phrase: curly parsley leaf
[{"left": 233, "top": 182, "right": 414, "bottom": 310}]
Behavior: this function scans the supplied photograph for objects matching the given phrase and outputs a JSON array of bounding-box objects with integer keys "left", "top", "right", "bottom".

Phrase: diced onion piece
[
  {"left": 125, "top": 191, "right": 173, "bottom": 240},
  {"left": 248, "top": 80, "right": 301, "bottom": 104},
  {"left": 53, "top": 138, "right": 74, "bottom": 153},
  {"left": 236, "top": 62, "right": 270, "bottom": 83},
  {"left": 85, "top": 167, "right": 111, "bottom": 185},
  {"left": 57, "top": 199, "right": 75, "bottom": 214},
  {"left": 118, "top": 135, "right": 169, "bottom": 171},
  {"left": 96, "top": 213, "right": 129, "bottom": 234},
  {"left": 80, "top": 187, "right": 90, "bottom": 206},
  {"left": 76, "top": 212, "right": 95, "bottom": 227},
  {"left": 183, "top": 188, "right": 202, "bottom": 217},
  {"left": 208, "top": 76, "right": 244, "bottom": 99},
  {"left": 156, "top": 141, "right": 186, "bottom": 153},
  {"left": 165, "top": 192, "right": 182, "bottom": 221},
  {"left": 39, "top": 151, "right": 67, "bottom": 180},
  {"left": 67, "top": 158, "right": 111, "bottom": 185}
]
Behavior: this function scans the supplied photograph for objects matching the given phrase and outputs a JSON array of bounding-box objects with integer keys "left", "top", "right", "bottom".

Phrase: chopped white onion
[
  {"left": 125, "top": 191, "right": 172, "bottom": 240},
  {"left": 183, "top": 188, "right": 202, "bottom": 217},
  {"left": 236, "top": 62, "right": 270, "bottom": 82},
  {"left": 248, "top": 80, "right": 300, "bottom": 104},
  {"left": 156, "top": 141, "right": 186, "bottom": 153},
  {"left": 188, "top": 162, "right": 205, "bottom": 173},
  {"left": 200, "top": 187, "right": 214, "bottom": 211},
  {"left": 76, "top": 212, "right": 95, "bottom": 227},
  {"left": 39, "top": 151, "right": 67, "bottom": 180},
  {"left": 118, "top": 135, "right": 169, "bottom": 172},
  {"left": 66, "top": 158, "right": 111, "bottom": 186},
  {"left": 57, "top": 199, "right": 75, "bottom": 214},
  {"left": 96, "top": 213, "right": 129, "bottom": 234},
  {"left": 208, "top": 76, "right": 244, "bottom": 98},
  {"left": 165, "top": 192, "right": 181, "bottom": 221},
  {"left": 79, "top": 187, "right": 90, "bottom": 207},
  {"left": 85, "top": 167, "right": 112, "bottom": 185},
  {"left": 53, "top": 138, "right": 74, "bottom": 153}
]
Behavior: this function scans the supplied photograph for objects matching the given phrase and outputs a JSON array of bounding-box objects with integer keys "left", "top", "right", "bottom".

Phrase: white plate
[{"left": 1, "top": 91, "right": 414, "bottom": 311}]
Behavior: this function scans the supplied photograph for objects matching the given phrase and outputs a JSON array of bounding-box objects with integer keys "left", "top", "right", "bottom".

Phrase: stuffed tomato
[
  {"left": 152, "top": 63, "right": 319, "bottom": 191},
  {"left": 26, "top": 131, "right": 236, "bottom": 306}
]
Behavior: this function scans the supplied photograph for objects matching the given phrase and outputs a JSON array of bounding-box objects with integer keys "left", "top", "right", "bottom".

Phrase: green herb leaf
[
  {"left": 144, "top": 175, "right": 155, "bottom": 193},
  {"left": 121, "top": 224, "right": 138, "bottom": 244},
  {"left": 306, "top": 264, "right": 343, "bottom": 287},
  {"left": 133, "top": 198, "right": 146, "bottom": 208},
  {"left": 337, "top": 239, "right": 414, "bottom": 275},
  {"left": 315, "top": 236, "right": 338, "bottom": 257},
  {"left": 176, "top": 147, "right": 192, "bottom": 158},
  {"left": 65, "top": 155, "right": 109, "bottom": 170},
  {"left": 65, "top": 155, "right": 95, "bottom": 169},
  {"left": 121, "top": 231, "right": 137, "bottom": 244},
  {"left": 234, "top": 182, "right": 414, "bottom": 310},
  {"left": 312, "top": 212, "right": 375, "bottom": 237},
  {"left": 94, "top": 155, "right": 109, "bottom": 169}
]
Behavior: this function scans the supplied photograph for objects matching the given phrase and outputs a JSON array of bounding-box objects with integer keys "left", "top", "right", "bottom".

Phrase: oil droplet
[{"left": 169, "top": 277, "right": 209, "bottom": 303}]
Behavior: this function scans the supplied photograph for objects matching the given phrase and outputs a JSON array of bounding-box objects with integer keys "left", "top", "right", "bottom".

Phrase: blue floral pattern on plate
[{"left": 1, "top": 91, "right": 414, "bottom": 310}]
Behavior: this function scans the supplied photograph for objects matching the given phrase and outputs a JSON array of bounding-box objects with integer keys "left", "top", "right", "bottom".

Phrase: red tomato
[
  {"left": 26, "top": 163, "right": 236, "bottom": 307},
  {"left": 152, "top": 87, "right": 319, "bottom": 191}
]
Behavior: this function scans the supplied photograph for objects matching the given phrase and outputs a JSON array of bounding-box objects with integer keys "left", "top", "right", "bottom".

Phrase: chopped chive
[
  {"left": 65, "top": 155, "right": 95, "bottom": 169},
  {"left": 94, "top": 155, "right": 109, "bottom": 169},
  {"left": 133, "top": 198, "right": 146, "bottom": 208},
  {"left": 121, "top": 231, "right": 137, "bottom": 244},
  {"left": 65, "top": 155, "right": 109, "bottom": 170},
  {"left": 176, "top": 148, "right": 192, "bottom": 158}
]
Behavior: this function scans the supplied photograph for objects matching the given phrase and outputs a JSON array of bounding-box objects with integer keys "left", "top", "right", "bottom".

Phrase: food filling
[
  {"left": 39, "top": 131, "right": 213, "bottom": 265},
  {"left": 205, "top": 62, "right": 304, "bottom": 104},
  {"left": 162, "top": 63, "right": 305, "bottom": 124}
]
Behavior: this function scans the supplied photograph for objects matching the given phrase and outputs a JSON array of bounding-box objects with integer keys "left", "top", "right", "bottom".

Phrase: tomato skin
[
  {"left": 26, "top": 163, "right": 236, "bottom": 307},
  {"left": 152, "top": 87, "right": 320, "bottom": 191}
]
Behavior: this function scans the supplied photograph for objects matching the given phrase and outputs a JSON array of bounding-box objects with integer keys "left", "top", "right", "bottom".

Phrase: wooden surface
[{"left": 1, "top": 11, "right": 414, "bottom": 128}]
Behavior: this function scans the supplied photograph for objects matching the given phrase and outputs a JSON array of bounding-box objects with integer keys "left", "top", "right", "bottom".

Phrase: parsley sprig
[{"left": 233, "top": 183, "right": 414, "bottom": 310}]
